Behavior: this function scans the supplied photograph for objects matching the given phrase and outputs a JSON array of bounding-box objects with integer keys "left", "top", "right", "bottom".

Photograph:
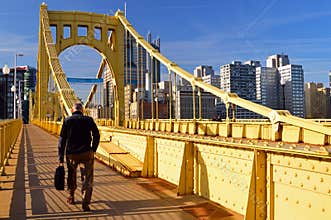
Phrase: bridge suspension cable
[{"left": 115, "top": 11, "right": 331, "bottom": 136}]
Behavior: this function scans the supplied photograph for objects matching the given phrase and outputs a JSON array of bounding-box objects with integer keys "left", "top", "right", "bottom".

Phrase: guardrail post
[
  {"left": 142, "top": 135, "right": 155, "bottom": 177},
  {"left": 178, "top": 141, "right": 194, "bottom": 195},
  {"left": 246, "top": 150, "right": 267, "bottom": 219}
]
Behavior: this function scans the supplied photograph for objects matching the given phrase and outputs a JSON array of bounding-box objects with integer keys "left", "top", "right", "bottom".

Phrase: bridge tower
[{"left": 35, "top": 3, "right": 124, "bottom": 125}]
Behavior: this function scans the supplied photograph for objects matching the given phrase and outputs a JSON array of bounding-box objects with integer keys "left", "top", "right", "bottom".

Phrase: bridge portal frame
[{"left": 36, "top": 3, "right": 124, "bottom": 125}]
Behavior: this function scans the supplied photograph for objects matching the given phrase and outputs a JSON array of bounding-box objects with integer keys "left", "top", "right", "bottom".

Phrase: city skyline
[{"left": 1, "top": 0, "right": 331, "bottom": 89}]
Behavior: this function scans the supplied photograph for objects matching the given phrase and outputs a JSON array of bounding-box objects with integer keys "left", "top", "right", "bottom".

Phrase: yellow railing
[
  {"left": 0, "top": 120, "right": 22, "bottom": 175},
  {"left": 123, "top": 119, "right": 331, "bottom": 146}
]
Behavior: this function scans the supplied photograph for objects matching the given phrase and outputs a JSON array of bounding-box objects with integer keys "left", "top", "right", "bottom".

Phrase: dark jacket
[{"left": 58, "top": 111, "right": 100, "bottom": 163}]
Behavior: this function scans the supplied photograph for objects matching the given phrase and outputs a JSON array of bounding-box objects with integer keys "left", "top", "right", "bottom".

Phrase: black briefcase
[{"left": 54, "top": 165, "right": 65, "bottom": 190}]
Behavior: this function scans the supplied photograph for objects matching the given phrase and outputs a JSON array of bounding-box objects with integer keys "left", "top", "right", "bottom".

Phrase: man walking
[{"left": 58, "top": 102, "right": 100, "bottom": 211}]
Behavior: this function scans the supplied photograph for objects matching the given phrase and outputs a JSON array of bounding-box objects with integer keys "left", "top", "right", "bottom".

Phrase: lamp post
[
  {"left": 13, "top": 53, "right": 24, "bottom": 119},
  {"left": 2, "top": 64, "right": 10, "bottom": 119}
]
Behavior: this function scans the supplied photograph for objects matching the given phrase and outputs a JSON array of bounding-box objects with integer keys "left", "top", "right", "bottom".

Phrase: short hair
[{"left": 72, "top": 102, "right": 83, "bottom": 111}]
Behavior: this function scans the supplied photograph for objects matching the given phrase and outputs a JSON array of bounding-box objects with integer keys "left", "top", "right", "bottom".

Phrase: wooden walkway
[{"left": 0, "top": 124, "right": 241, "bottom": 220}]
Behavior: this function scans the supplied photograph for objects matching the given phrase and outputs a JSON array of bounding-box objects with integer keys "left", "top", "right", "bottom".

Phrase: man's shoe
[
  {"left": 82, "top": 203, "right": 91, "bottom": 212},
  {"left": 67, "top": 196, "right": 75, "bottom": 205}
]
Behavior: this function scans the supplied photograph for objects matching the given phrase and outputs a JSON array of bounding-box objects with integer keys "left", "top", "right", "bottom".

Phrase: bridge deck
[{"left": 0, "top": 125, "right": 241, "bottom": 219}]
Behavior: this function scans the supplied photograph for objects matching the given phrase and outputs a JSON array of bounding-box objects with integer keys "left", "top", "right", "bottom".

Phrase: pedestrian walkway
[{"left": 0, "top": 124, "right": 242, "bottom": 219}]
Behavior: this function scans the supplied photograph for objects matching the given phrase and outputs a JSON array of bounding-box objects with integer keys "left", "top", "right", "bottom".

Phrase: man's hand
[{"left": 59, "top": 162, "right": 64, "bottom": 166}]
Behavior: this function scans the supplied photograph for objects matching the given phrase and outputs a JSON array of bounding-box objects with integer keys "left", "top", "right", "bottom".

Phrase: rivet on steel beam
[
  {"left": 322, "top": 208, "right": 325, "bottom": 212},
  {"left": 314, "top": 186, "right": 317, "bottom": 190},
  {"left": 264, "top": 142, "right": 269, "bottom": 147},
  {"left": 296, "top": 200, "right": 299, "bottom": 205},
  {"left": 320, "top": 178, "right": 324, "bottom": 183},
  {"left": 308, "top": 203, "right": 312, "bottom": 208},
  {"left": 295, "top": 173, "right": 298, "bottom": 177},
  {"left": 326, "top": 167, "right": 329, "bottom": 172},
  {"left": 304, "top": 145, "right": 311, "bottom": 151},
  {"left": 284, "top": 171, "right": 287, "bottom": 175},
  {"left": 290, "top": 144, "right": 296, "bottom": 149},
  {"left": 288, "top": 161, "right": 291, "bottom": 165},
  {"left": 276, "top": 194, "right": 279, "bottom": 198},
  {"left": 299, "top": 163, "right": 302, "bottom": 167},
  {"left": 300, "top": 183, "right": 304, "bottom": 187},
  {"left": 312, "top": 165, "right": 315, "bottom": 170},
  {"left": 285, "top": 197, "right": 288, "bottom": 201},
  {"left": 289, "top": 181, "right": 292, "bottom": 184},
  {"left": 279, "top": 178, "right": 282, "bottom": 182},
  {"left": 307, "top": 176, "right": 310, "bottom": 180}
]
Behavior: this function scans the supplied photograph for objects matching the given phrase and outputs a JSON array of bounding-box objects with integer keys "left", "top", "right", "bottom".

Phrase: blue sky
[{"left": 1, "top": 0, "right": 331, "bottom": 99}]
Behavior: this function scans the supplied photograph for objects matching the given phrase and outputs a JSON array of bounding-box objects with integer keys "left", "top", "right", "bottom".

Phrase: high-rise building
[
  {"left": 220, "top": 61, "right": 258, "bottom": 118},
  {"left": 305, "top": 82, "right": 331, "bottom": 118},
  {"left": 329, "top": 71, "right": 331, "bottom": 88},
  {"left": 124, "top": 32, "right": 160, "bottom": 90},
  {"left": 256, "top": 67, "right": 280, "bottom": 109},
  {"left": 278, "top": 64, "right": 304, "bottom": 117},
  {"left": 0, "top": 65, "right": 36, "bottom": 122},
  {"left": 202, "top": 74, "right": 220, "bottom": 88},
  {"left": 175, "top": 85, "right": 216, "bottom": 119},
  {"left": 244, "top": 60, "right": 261, "bottom": 67},
  {"left": 145, "top": 32, "right": 161, "bottom": 96},
  {"left": 119, "top": 32, "right": 161, "bottom": 119},
  {"left": 194, "top": 65, "right": 214, "bottom": 78},
  {"left": 266, "top": 54, "right": 290, "bottom": 68}
]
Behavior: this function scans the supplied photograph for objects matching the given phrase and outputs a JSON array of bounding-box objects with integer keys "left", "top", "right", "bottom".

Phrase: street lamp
[
  {"left": 2, "top": 64, "right": 10, "bottom": 119},
  {"left": 13, "top": 53, "right": 24, "bottom": 119}
]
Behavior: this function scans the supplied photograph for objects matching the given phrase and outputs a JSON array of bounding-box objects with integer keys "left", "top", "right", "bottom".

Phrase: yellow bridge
[{"left": 1, "top": 3, "right": 331, "bottom": 219}]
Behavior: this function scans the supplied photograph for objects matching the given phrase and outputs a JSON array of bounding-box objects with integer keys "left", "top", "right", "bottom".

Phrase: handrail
[{"left": 0, "top": 120, "right": 22, "bottom": 175}]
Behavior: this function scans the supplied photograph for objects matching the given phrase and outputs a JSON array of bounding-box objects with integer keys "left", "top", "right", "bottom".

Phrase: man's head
[{"left": 72, "top": 102, "right": 84, "bottom": 113}]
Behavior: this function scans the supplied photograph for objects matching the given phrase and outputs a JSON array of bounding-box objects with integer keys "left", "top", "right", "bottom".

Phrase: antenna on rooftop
[{"left": 124, "top": 2, "right": 127, "bottom": 17}]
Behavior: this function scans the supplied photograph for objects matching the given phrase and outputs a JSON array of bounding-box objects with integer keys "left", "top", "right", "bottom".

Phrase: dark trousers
[{"left": 66, "top": 150, "right": 94, "bottom": 205}]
